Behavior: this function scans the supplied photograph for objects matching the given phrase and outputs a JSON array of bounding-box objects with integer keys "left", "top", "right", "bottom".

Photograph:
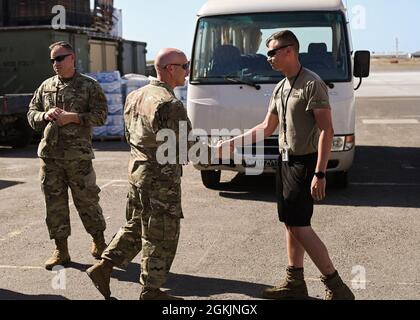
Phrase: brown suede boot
[
  {"left": 91, "top": 232, "right": 107, "bottom": 260},
  {"left": 321, "top": 271, "right": 355, "bottom": 300},
  {"left": 262, "top": 266, "right": 309, "bottom": 300},
  {"left": 86, "top": 259, "right": 114, "bottom": 299},
  {"left": 45, "top": 239, "right": 71, "bottom": 271},
  {"left": 139, "top": 287, "right": 184, "bottom": 300}
]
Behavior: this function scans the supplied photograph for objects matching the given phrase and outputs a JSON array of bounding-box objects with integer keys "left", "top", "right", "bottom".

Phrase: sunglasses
[
  {"left": 166, "top": 62, "right": 190, "bottom": 70},
  {"left": 50, "top": 54, "right": 72, "bottom": 64},
  {"left": 267, "top": 44, "right": 293, "bottom": 58}
]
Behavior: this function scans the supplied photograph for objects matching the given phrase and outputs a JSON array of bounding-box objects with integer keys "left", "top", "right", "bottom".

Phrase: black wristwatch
[{"left": 314, "top": 172, "right": 326, "bottom": 179}]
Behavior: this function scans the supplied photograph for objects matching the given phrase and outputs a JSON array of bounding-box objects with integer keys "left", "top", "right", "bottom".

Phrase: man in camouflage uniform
[
  {"left": 87, "top": 48, "right": 195, "bottom": 300},
  {"left": 27, "top": 41, "right": 108, "bottom": 270}
]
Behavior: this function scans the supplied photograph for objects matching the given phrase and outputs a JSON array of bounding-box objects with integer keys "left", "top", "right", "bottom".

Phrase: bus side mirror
[{"left": 354, "top": 50, "right": 370, "bottom": 78}]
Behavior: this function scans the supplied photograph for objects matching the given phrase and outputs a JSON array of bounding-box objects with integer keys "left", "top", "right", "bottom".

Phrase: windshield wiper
[{"left": 224, "top": 76, "right": 261, "bottom": 90}]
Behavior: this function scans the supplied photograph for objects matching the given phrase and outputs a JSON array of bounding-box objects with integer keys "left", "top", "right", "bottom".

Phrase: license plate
[
  {"left": 263, "top": 159, "right": 279, "bottom": 167},
  {"left": 244, "top": 159, "right": 279, "bottom": 168}
]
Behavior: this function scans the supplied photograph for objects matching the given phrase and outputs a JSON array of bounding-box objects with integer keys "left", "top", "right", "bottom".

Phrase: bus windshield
[{"left": 191, "top": 11, "right": 351, "bottom": 84}]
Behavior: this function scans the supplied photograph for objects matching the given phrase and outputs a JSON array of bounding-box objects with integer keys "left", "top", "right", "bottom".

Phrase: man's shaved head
[
  {"left": 154, "top": 48, "right": 189, "bottom": 89},
  {"left": 155, "top": 48, "right": 187, "bottom": 69}
]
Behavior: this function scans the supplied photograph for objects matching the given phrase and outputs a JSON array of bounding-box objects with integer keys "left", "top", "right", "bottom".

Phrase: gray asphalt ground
[{"left": 0, "top": 70, "right": 419, "bottom": 300}]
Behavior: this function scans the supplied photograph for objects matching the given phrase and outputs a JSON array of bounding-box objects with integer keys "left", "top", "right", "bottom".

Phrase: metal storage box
[
  {"left": 6, "top": 0, "right": 91, "bottom": 27},
  {"left": 0, "top": 26, "right": 147, "bottom": 95},
  {"left": 119, "top": 40, "right": 147, "bottom": 75},
  {"left": 89, "top": 39, "right": 118, "bottom": 73},
  {"left": 0, "top": 0, "right": 6, "bottom": 26},
  {"left": 0, "top": 28, "right": 89, "bottom": 95}
]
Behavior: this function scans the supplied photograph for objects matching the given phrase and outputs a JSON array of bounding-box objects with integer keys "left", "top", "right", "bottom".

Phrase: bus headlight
[{"left": 332, "top": 135, "right": 355, "bottom": 152}]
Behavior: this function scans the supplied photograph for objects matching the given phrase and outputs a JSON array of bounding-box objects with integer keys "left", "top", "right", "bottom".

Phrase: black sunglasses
[
  {"left": 50, "top": 53, "right": 72, "bottom": 64},
  {"left": 165, "top": 62, "right": 190, "bottom": 70},
  {"left": 267, "top": 44, "right": 293, "bottom": 58}
]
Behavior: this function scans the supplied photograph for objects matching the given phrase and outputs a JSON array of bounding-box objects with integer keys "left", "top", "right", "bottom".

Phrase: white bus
[{"left": 188, "top": 0, "right": 370, "bottom": 188}]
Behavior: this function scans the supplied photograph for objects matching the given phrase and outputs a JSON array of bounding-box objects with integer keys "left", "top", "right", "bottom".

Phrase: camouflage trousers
[
  {"left": 102, "top": 182, "right": 181, "bottom": 289},
  {"left": 40, "top": 158, "right": 106, "bottom": 240}
]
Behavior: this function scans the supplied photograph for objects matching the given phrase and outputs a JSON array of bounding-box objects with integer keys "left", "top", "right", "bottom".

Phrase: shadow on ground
[
  {"left": 0, "top": 289, "right": 68, "bottom": 300},
  {"left": 112, "top": 263, "right": 141, "bottom": 283},
  {"left": 93, "top": 141, "right": 129, "bottom": 152},
  {"left": 0, "top": 140, "right": 130, "bottom": 158},
  {"left": 0, "top": 180, "right": 25, "bottom": 191},
  {"left": 51, "top": 261, "right": 323, "bottom": 300},
  {"left": 217, "top": 146, "right": 420, "bottom": 208},
  {"left": 166, "top": 273, "right": 273, "bottom": 299},
  {"left": 0, "top": 144, "right": 38, "bottom": 159}
]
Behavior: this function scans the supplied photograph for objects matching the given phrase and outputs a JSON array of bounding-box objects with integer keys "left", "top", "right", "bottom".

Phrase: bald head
[
  {"left": 154, "top": 48, "right": 189, "bottom": 89},
  {"left": 155, "top": 48, "right": 187, "bottom": 70}
]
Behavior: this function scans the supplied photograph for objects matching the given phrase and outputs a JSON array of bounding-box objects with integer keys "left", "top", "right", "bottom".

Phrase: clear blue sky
[{"left": 102, "top": 0, "right": 420, "bottom": 59}]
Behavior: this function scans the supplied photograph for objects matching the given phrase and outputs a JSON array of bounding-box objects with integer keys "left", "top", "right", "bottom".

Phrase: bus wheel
[
  {"left": 334, "top": 171, "right": 348, "bottom": 188},
  {"left": 201, "top": 170, "right": 221, "bottom": 189}
]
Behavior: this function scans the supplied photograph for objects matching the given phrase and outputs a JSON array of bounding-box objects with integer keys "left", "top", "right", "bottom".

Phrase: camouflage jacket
[
  {"left": 124, "top": 80, "right": 195, "bottom": 187},
  {"left": 27, "top": 72, "right": 108, "bottom": 160}
]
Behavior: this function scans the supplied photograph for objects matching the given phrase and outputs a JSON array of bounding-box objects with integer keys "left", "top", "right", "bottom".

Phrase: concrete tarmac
[{"left": 0, "top": 72, "right": 419, "bottom": 300}]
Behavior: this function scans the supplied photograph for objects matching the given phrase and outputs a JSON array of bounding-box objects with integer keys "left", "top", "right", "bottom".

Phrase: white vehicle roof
[{"left": 198, "top": 0, "right": 345, "bottom": 17}]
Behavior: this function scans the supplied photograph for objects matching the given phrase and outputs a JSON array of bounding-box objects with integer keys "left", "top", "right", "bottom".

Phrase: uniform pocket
[
  {"left": 146, "top": 214, "right": 180, "bottom": 241},
  {"left": 282, "top": 162, "right": 308, "bottom": 202}
]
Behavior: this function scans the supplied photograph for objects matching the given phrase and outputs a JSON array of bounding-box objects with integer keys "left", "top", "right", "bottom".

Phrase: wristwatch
[{"left": 314, "top": 172, "right": 326, "bottom": 179}]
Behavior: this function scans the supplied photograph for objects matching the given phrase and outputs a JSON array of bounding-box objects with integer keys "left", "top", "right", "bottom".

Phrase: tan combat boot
[
  {"left": 139, "top": 287, "right": 184, "bottom": 300},
  {"left": 321, "top": 271, "right": 355, "bottom": 300},
  {"left": 86, "top": 259, "right": 113, "bottom": 299},
  {"left": 262, "top": 266, "right": 309, "bottom": 300},
  {"left": 45, "top": 238, "right": 71, "bottom": 271},
  {"left": 91, "top": 232, "right": 107, "bottom": 260}
]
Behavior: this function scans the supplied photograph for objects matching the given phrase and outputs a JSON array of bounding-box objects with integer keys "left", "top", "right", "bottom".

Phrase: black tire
[
  {"left": 333, "top": 171, "right": 348, "bottom": 188},
  {"left": 8, "top": 116, "right": 34, "bottom": 148},
  {"left": 201, "top": 170, "right": 221, "bottom": 189}
]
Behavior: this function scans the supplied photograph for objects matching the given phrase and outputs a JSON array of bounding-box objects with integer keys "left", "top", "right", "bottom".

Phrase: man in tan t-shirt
[{"left": 219, "top": 30, "right": 354, "bottom": 300}]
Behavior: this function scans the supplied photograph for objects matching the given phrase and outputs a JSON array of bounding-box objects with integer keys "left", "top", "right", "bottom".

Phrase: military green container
[
  {"left": 119, "top": 39, "right": 147, "bottom": 75},
  {"left": 0, "top": 27, "right": 90, "bottom": 95},
  {"left": 5, "top": 0, "right": 91, "bottom": 27},
  {"left": 0, "top": 0, "right": 6, "bottom": 26}
]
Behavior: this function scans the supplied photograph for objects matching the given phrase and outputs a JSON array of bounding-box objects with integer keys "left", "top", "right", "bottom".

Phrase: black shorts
[{"left": 276, "top": 153, "right": 317, "bottom": 227}]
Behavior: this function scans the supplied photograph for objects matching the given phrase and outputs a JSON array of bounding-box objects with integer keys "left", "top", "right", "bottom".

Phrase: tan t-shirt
[{"left": 268, "top": 67, "right": 331, "bottom": 156}]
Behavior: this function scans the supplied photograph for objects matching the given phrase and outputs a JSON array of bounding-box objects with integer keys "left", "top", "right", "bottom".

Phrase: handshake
[{"left": 214, "top": 139, "right": 236, "bottom": 160}]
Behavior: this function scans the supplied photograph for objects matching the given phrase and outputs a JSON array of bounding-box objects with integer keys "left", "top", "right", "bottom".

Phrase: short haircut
[
  {"left": 266, "top": 30, "right": 300, "bottom": 53},
  {"left": 49, "top": 41, "right": 74, "bottom": 53}
]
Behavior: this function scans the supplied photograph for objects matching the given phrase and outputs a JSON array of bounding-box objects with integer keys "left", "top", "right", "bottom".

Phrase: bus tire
[
  {"left": 201, "top": 170, "right": 221, "bottom": 189},
  {"left": 333, "top": 171, "right": 348, "bottom": 188}
]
